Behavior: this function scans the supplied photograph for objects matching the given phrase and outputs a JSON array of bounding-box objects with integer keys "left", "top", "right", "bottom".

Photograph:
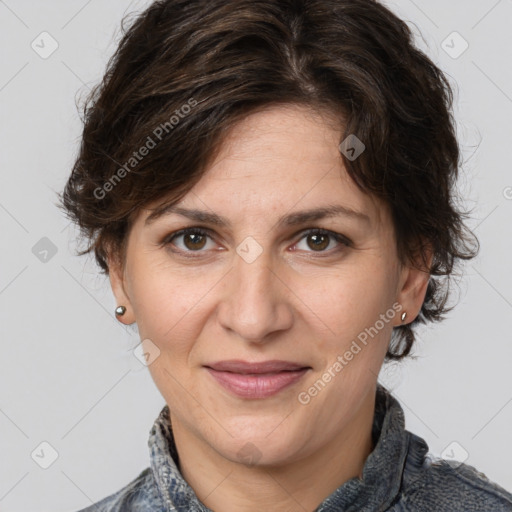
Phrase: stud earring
[
  {"left": 115, "top": 305, "right": 126, "bottom": 316},
  {"left": 401, "top": 311, "right": 407, "bottom": 322}
]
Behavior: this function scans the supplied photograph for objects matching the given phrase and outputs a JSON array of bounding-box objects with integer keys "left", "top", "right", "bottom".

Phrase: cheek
[
  {"left": 126, "top": 256, "right": 220, "bottom": 349},
  {"left": 126, "top": 236, "right": 399, "bottom": 356},
  {"left": 305, "top": 262, "right": 398, "bottom": 341},
  {"left": 296, "top": 266, "right": 397, "bottom": 422}
]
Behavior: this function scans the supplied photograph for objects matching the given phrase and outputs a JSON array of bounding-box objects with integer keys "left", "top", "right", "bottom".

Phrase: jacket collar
[
  {"left": 316, "top": 385, "right": 411, "bottom": 511},
  {"left": 148, "top": 385, "right": 412, "bottom": 511}
]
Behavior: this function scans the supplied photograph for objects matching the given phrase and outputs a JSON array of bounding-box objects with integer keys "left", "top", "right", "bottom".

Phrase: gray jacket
[{"left": 76, "top": 386, "right": 512, "bottom": 511}]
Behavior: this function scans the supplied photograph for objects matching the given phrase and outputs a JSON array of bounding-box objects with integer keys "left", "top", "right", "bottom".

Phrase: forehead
[
  {"left": 139, "top": 104, "right": 386, "bottom": 229},
  {"left": 213, "top": 104, "right": 344, "bottom": 170}
]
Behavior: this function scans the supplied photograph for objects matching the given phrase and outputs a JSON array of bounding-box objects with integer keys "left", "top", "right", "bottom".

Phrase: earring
[
  {"left": 115, "top": 305, "right": 126, "bottom": 316},
  {"left": 401, "top": 311, "right": 407, "bottom": 322}
]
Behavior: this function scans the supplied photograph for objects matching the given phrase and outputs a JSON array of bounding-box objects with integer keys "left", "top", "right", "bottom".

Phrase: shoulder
[
  {"left": 396, "top": 433, "right": 512, "bottom": 512},
  {"left": 73, "top": 467, "right": 164, "bottom": 512}
]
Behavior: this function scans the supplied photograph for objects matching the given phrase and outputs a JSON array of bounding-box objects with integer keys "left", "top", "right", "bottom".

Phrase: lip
[
  {"left": 205, "top": 359, "right": 309, "bottom": 373},
  {"left": 204, "top": 360, "right": 311, "bottom": 399}
]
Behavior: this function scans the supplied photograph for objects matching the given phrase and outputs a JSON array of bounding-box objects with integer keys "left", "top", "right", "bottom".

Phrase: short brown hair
[{"left": 59, "top": 0, "right": 479, "bottom": 360}]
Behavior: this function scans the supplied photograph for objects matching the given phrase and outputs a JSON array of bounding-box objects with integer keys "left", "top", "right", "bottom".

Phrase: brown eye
[
  {"left": 183, "top": 232, "right": 207, "bottom": 250},
  {"left": 306, "top": 233, "right": 330, "bottom": 251},
  {"left": 294, "top": 228, "right": 351, "bottom": 254},
  {"left": 165, "top": 228, "right": 215, "bottom": 254}
]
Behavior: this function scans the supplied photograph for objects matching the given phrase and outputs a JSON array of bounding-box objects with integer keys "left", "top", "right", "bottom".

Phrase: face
[{"left": 110, "top": 104, "right": 428, "bottom": 467}]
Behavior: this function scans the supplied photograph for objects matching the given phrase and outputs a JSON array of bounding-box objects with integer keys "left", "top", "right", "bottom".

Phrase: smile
[{"left": 205, "top": 367, "right": 310, "bottom": 399}]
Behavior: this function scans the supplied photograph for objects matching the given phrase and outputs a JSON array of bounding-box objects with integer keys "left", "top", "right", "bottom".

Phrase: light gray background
[{"left": 0, "top": 0, "right": 511, "bottom": 510}]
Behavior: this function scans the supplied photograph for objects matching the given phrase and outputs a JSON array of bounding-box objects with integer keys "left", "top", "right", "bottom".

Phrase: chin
[{"left": 211, "top": 425, "right": 306, "bottom": 468}]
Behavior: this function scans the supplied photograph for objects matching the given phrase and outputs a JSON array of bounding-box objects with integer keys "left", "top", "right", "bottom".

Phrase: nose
[{"left": 216, "top": 243, "right": 294, "bottom": 343}]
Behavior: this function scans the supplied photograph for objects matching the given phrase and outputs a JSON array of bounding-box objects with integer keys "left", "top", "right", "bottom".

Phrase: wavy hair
[{"left": 59, "top": 0, "right": 479, "bottom": 359}]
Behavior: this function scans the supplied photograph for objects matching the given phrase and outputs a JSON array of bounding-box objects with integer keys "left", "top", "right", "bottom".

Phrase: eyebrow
[{"left": 145, "top": 203, "right": 371, "bottom": 228}]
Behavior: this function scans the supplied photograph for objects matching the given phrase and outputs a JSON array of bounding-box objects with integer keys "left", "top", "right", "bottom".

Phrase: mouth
[{"left": 204, "top": 360, "right": 311, "bottom": 399}]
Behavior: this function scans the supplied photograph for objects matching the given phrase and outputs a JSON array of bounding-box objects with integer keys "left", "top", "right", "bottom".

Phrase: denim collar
[{"left": 148, "top": 385, "right": 411, "bottom": 512}]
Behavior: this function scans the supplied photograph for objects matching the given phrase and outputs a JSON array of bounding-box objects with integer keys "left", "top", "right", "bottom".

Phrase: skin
[{"left": 109, "top": 104, "right": 431, "bottom": 512}]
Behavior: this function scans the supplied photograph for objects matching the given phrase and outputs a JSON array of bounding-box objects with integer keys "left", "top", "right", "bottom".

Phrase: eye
[
  {"left": 293, "top": 228, "right": 351, "bottom": 254},
  {"left": 162, "top": 227, "right": 351, "bottom": 258},
  {"left": 164, "top": 227, "right": 217, "bottom": 255}
]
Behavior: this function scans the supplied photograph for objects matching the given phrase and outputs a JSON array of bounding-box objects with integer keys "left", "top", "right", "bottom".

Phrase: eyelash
[{"left": 162, "top": 227, "right": 352, "bottom": 259}]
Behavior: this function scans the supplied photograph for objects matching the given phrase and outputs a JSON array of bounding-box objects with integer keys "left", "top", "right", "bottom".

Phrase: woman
[{"left": 60, "top": 0, "right": 512, "bottom": 510}]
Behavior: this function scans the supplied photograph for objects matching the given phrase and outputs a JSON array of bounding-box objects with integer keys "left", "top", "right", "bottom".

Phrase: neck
[{"left": 171, "top": 387, "right": 376, "bottom": 512}]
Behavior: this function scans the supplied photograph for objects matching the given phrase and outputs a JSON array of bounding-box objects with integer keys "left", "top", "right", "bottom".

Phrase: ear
[
  {"left": 395, "top": 244, "right": 433, "bottom": 325},
  {"left": 108, "top": 253, "right": 136, "bottom": 325}
]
